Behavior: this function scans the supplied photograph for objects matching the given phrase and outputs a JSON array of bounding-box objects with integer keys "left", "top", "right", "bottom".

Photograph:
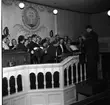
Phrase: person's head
[
  {"left": 78, "top": 36, "right": 83, "bottom": 42},
  {"left": 55, "top": 34, "right": 60, "bottom": 41},
  {"left": 45, "top": 37, "right": 50, "bottom": 44},
  {"left": 86, "top": 25, "right": 92, "bottom": 33},
  {"left": 67, "top": 39, "right": 71, "bottom": 45},
  {"left": 53, "top": 40, "right": 59, "bottom": 47},
  {"left": 64, "top": 36, "right": 68, "bottom": 42},
  {"left": 59, "top": 38, "right": 64, "bottom": 44},
  {"left": 18, "top": 35, "right": 25, "bottom": 44},
  {"left": 31, "top": 34, "right": 37, "bottom": 42},
  {"left": 43, "top": 42, "right": 48, "bottom": 48},
  {"left": 11, "top": 39, "right": 17, "bottom": 46},
  {"left": 24, "top": 39, "right": 29, "bottom": 47},
  {"left": 36, "top": 36, "right": 42, "bottom": 44},
  {"left": 28, "top": 36, "right": 32, "bottom": 43},
  {"left": 5, "top": 37, "right": 10, "bottom": 46},
  {"left": 49, "top": 30, "right": 54, "bottom": 37}
]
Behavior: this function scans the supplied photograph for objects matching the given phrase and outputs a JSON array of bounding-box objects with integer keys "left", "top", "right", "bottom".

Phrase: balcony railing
[{"left": 3, "top": 55, "right": 87, "bottom": 105}]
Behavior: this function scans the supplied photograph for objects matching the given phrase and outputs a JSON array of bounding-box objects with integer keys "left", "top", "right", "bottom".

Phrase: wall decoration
[
  {"left": 22, "top": 6, "right": 40, "bottom": 30},
  {"left": 46, "top": 6, "right": 53, "bottom": 13},
  {"left": 37, "top": 5, "right": 45, "bottom": 12},
  {"left": 36, "top": 25, "right": 49, "bottom": 38},
  {"left": 2, "top": 0, "right": 14, "bottom": 6},
  {"left": 13, "top": 24, "right": 49, "bottom": 39},
  {"left": 13, "top": 24, "right": 31, "bottom": 39}
]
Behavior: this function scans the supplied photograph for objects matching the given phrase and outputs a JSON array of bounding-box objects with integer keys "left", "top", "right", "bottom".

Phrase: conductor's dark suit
[{"left": 84, "top": 31, "right": 99, "bottom": 81}]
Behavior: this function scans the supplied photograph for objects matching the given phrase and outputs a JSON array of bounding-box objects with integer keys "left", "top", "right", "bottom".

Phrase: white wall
[
  {"left": 2, "top": 1, "right": 55, "bottom": 41},
  {"left": 2, "top": 1, "right": 90, "bottom": 42},
  {"left": 57, "top": 10, "right": 90, "bottom": 40}
]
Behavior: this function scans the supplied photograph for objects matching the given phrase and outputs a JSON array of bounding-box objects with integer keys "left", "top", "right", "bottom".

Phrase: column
[
  {"left": 80, "top": 64, "right": 83, "bottom": 82},
  {"left": 76, "top": 63, "right": 78, "bottom": 83},
  {"left": 54, "top": 14, "right": 58, "bottom": 35}
]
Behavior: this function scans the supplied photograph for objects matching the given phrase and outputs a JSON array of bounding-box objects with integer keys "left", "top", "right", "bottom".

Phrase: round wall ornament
[{"left": 22, "top": 6, "right": 40, "bottom": 30}]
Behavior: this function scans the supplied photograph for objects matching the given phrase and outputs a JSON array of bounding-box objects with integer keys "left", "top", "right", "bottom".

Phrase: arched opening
[
  {"left": 73, "top": 64, "right": 76, "bottom": 83},
  {"left": 29, "top": 73, "right": 36, "bottom": 89},
  {"left": 68, "top": 66, "right": 72, "bottom": 85},
  {"left": 9, "top": 76, "right": 16, "bottom": 94},
  {"left": 38, "top": 72, "right": 44, "bottom": 89},
  {"left": 17, "top": 74, "right": 23, "bottom": 92},
  {"left": 2, "top": 77, "right": 8, "bottom": 96},
  {"left": 64, "top": 68, "right": 67, "bottom": 86},
  {"left": 46, "top": 72, "right": 52, "bottom": 88},
  {"left": 53, "top": 71, "right": 59, "bottom": 88},
  {"left": 78, "top": 63, "right": 81, "bottom": 82}
]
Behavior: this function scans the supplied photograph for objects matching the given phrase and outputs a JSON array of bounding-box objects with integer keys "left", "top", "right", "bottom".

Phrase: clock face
[{"left": 22, "top": 6, "right": 40, "bottom": 30}]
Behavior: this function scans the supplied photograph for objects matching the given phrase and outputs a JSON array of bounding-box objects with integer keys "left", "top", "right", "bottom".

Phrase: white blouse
[{"left": 2, "top": 41, "right": 9, "bottom": 50}]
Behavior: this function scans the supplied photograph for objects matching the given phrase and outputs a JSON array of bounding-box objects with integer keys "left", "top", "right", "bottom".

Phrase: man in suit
[
  {"left": 42, "top": 41, "right": 59, "bottom": 63},
  {"left": 83, "top": 25, "right": 99, "bottom": 81},
  {"left": 56, "top": 38, "right": 72, "bottom": 62},
  {"left": 28, "top": 34, "right": 41, "bottom": 64}
]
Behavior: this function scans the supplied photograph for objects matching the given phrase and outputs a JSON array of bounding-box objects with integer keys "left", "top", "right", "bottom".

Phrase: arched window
[
  {"left": 2, "top": 77, "right": 8, "bottom": 96},
  {"left": 17, "top": 75, "right": 22, "bottom": 92},
  {"left": 78, "top": 63, "right": 81, "bottom": 82},
  {"left": 46, "top": 72, "right": 52, "bottom": 88},
  {"left": 68, "top": 66, "right": 72, "bottom": 85},
  {"left": 9, "top": 76, "right": 16, "bottom": 94},
  {"left": 29, "top": 73, "right": 36, "bottom": 89},
  {"left": 64, "top": 68, "right": 67, "bottom": 86},
  {"left": 73, "top": 64, "right": 76, "bottom": 83},
  {"left": 53, "top": 71, "right": 59, "bottom": 88},
  {"left": 38, "top": 72, "right": 44, "bottom": 89},
  {"left": 82, "top": 63, "right": 85, "bottom": 81}
]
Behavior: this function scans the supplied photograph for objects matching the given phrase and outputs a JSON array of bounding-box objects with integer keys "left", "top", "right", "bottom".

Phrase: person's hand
[
  {"left": 34, "top": 47, "right": 39, "bottom": 50},
  {"left": 12, "top": 45, "right": 17, "bottom": 49},
  {"left": 31, "top": 50, "right": 34, "bottom": 54}
]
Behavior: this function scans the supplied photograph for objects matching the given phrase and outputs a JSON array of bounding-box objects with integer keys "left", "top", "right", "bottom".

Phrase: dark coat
[
  {"left": 84, "top": 31, "right": 99, "bottom": 80},
  {"left": 28, "top": 41, "right": 43, "bottom": 64},
  {"left": 16, "top": 43, "right": 27, "bottom": 52},
  {"left": 57, "top": 43, "right": 70, "bottom": 55},
  {"left": 28, "top": 41, "right": 40, "bottom": 53},
  {"left": 42, "top": 44, "right": 57, "bottom": 63}
]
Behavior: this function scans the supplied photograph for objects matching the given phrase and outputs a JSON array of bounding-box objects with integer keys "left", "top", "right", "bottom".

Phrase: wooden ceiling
[{"left": 26, "top": 0, "right": 110, "bottom": 14}]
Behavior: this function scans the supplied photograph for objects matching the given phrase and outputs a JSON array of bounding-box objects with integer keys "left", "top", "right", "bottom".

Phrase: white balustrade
[
  {"left": 75, "top": 63, "right": 78, "bottom": 84},
  {"left": 84, "top": 63, "right": 87, "bottom": 81},
  {"left": 67, "top": 67, "right": 69, "bottom": 86},
  {"left": 71, "top": 64, "right": 74, "bottom": 84},
  {"left": 80, "top": 64, "right": 83, "bottom": 82},
  {"left": 3, "top": 55, "right": 87, "bottom": 92},
  {"left": 15, "top": 77, "right": 17, "bottom": 93},
  {"left": 7, "top": 76, "right": 10, "bottom": 96},
  {"left": 36, "top": 73, "right": 38, "bottom": 89},
  {"left": 44, "top": 71, "right": 46, "bottom": 89},
  {"left": 3, "top": 55, "right": 88, "bottom": 105},
  {"left": 51, "top": 71, "right": 54, "bottom": 88}
]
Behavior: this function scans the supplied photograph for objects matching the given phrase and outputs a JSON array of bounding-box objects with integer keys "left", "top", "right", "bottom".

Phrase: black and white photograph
[{"left": 1, "top": 0, "right": 110, "bottom": 105}]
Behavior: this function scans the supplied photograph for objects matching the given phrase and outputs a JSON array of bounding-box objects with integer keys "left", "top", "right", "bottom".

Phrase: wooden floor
[
  {"left": 72, "top": 89, "right": 110, "bottom": 105},
  {"left": 72, "top": 79, "right": 110, "bottom": 105},
  {"left": 87, "top": 97, "right": 110, "bottom": 105}
]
